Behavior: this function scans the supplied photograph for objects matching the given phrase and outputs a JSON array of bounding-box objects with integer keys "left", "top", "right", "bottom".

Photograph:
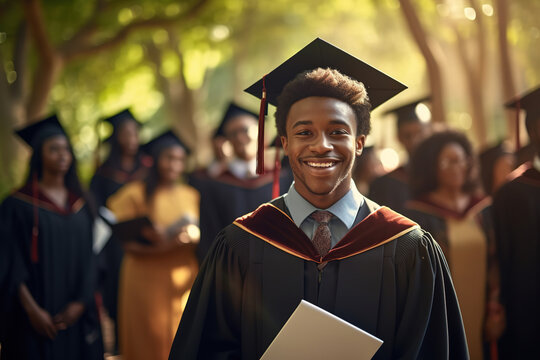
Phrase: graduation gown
[
  {"left": 492, "top": 164, "right": 540, "bottom": 359},
  {"left": 369, "top": 166, "right": 410, "bottom": 214},
  {"left": 89, "top": 153, "right": 151, "bottom": 324},
  {"left": 0, "top": 185, "right": 102, "bottom": 360},
  {"left": 169, "top": 197, "right": 468, "bottom": 359},
  {"left": 196, "top": 167, "right": 294, "bottom": 263},
  {"left": 405, "top": 196, "right": 495, "bottom": 360}
]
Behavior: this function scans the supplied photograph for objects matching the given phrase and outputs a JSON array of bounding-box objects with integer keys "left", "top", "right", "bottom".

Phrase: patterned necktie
[{"left": 311, "top": 210, "right": 333, "bottom": 257}]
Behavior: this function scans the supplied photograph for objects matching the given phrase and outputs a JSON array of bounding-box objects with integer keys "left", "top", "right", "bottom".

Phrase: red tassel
[
  {"left": 256, "top": 75, "right": 268, "bottom": 175},
  {"left": 31, "top": 173, "right": 39, "bottom": 263},
  {"left": 515, "top": 100, "right": 521, "bottom": 151},
  {"left": 490, "top": 340, "right": 498, "bottom": 360},
  {"left": 272, "top": 137, "right": 281, "bottom": 199}
]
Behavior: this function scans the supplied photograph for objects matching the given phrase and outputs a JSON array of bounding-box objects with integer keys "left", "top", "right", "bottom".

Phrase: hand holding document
[{"left": 260, "top": 300, "right": 383, "bottom": 360}]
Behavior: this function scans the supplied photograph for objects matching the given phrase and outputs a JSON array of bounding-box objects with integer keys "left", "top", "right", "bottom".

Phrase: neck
[
  {"left": 429, "top": 187, "right": 469, "bottom": 212},
  {"left": 40, "top": 171, "right": 65, "bottom": 189},
  {"left": 120, "top": 154, "right": 136, "bottom": 170},
  {"left": 158, "top": 179, "right": 176, "bottom": 189}
]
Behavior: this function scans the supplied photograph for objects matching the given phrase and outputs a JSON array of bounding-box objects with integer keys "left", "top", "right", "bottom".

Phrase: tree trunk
[
  {"left": 399, "top": 0, "right": 446, "bottom": 123},
  {"left": 496, "top": 0, "right": 517, "bottom": 145}
]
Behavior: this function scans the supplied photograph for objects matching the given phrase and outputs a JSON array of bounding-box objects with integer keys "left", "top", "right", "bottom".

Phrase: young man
[
  {"left": 369, "top": 97, "right": 431, "bottom": 214},
  {"left": 494, "top": 87, "right": 540, "bottom": 359},
  {"left": 169, "top": 38, "right": 467, "bottom": 359},
  {"left": 195, "top": 102, "right": 293, "bottom": 262}
]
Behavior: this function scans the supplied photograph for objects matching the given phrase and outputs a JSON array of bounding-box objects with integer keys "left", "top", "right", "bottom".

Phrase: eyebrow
[{"left": 291, "top": 119, "right": 351, "bottom": 129}]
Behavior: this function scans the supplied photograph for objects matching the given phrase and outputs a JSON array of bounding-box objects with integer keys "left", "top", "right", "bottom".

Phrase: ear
[
  {"left": 281, "top": 136, "right": 289, "bottom": 156},
  {"left": 355, "top": 135, "right": 366, "bottom": 156}
]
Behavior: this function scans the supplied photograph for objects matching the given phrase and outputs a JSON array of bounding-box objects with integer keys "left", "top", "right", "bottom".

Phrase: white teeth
[{"left": 306, "top": 161, "right": 335, "bottom": 168}]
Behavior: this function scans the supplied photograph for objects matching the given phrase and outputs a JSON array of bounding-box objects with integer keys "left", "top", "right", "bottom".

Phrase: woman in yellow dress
[
  {"left": 405, "top": 130, "right": 504, "bottom": 360},
  {"left": 107, "top": 130, "right": 199, "bottom": 360}
]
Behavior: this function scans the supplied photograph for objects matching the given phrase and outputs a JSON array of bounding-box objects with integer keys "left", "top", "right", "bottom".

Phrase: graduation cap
[
  {"left": 383, "top": 96, "right": 431, "bottom": 127},
  {"left": 213, "top": 102, "right": 259, "bottom": 138},
  {"left": 505, "top": 86, "right": 540, "bottom": 150},
  {"left": 15, "top": 114, "right": 67, "bottom": 151},
  {"left": 141, "top": 130, "right": 191, "bottom": 159},
  {"left": 102, "top": 109, "right": 141, "bottom": 142},
  {"left": 244, "top": 37, "right": 407, "bottom": 174}
]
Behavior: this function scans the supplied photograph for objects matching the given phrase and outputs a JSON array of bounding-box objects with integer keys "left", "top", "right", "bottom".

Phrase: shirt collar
[
  {"left": 228, "top": 157, "right": 257, "bottom": 179},
  {"left": 283, "top": 181, "right": 364, "bottom": 229}
]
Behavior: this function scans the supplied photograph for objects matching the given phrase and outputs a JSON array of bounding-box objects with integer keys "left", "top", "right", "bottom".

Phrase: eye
[
  {"left": 330, "top": 128, "right": 349, "bottom": 135},
  {"left": 295, "top": 129, "right": 312, "bottom": 136}
]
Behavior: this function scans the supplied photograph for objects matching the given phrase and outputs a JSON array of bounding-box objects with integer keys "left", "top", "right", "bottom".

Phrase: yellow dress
[{"left": 107, "top": 181, "right": 199, "bottom": 360}]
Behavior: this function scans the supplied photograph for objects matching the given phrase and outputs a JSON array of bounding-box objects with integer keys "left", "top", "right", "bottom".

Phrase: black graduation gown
[
  {"left": 369, "top": 166, "right": 410, "bottom": 214},
  {"left": 89, "top": 154, "right": 151, "bottom": 324},
  {"left": 196, "top": 167, "right": 294, "bottom": 263},
  {"left": 492, "top": 164, "right": 540, "bottom": 359},
  {"left": 0, "top": 185, "right": 103, "bottom": 360},
  {"left": 169, "top": 197, "right": 468, "bottom": 359}
]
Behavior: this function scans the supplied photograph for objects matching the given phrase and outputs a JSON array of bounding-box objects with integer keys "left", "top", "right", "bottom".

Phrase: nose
[{"left": 309, "top": 133, "right": 333, "bottom": 154}]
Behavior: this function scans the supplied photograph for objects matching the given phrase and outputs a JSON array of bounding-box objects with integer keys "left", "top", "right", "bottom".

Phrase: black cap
[
  {"left": 213, "top": 102, "right": 258, "bottom": 138},
  {"left": 141, "top": 130, "right": 191, "bottom": 158},
  {"left": 244, "top": 38, "right": 407, "bottom": 109},
  {"left": 384, "top": 96, "right": 431, "bottom": 127},
  {"left": 103, "top": 109, "right": 141, "bottom": 142},
  {"left": 15, "top": 114, "right": 67, "bottom": 151},
  {"left": 505, "top": 86, "right": 540, "bottom": 123},
  {"left": 505, "top": 86, "right": 540, "bottom": 149}
]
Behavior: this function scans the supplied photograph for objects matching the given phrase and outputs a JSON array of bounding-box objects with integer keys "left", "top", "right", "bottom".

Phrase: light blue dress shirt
[{"left": 283, "top": 181, "right": 367, "bottom": 248}]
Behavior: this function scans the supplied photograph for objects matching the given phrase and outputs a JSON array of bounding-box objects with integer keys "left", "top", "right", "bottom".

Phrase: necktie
[{"left": 311, "top": 210, "right": 333, "bottom": 257}]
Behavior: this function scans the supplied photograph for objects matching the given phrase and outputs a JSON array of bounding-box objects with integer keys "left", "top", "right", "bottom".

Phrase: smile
[{"left": 305, "top": 161, "right": 337, "bottom": 168}]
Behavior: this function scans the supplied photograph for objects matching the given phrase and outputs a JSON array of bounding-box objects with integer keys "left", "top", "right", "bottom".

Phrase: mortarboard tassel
[
  {"left": 256, "top": 75, "right": 268, "bottom": 175},
  {"left": 515, "top": 100, "right": 521, "bottom": 151},
  {"left": 272, "top": 136, "right": 281, "bottom": 199},
  {"left": 31, "top": 173, "right": 39, "bottom": 263}
]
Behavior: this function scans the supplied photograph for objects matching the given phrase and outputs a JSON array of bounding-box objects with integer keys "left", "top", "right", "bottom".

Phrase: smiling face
[
  {"left": 282, "top": 96, "right": 365, "bottom": 208},
  {"left": 436, "top": 142, "right": 469, "bottom": 192},
  {"left": 157, "top": 145, "right": 186, "bottom": 184}
]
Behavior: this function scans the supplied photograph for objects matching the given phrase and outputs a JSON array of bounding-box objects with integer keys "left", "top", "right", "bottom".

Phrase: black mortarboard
[
  {"left": 103, "top": 109, "right": 141, "bottom": 142},
  {"left": 141, "top": 130, "right": 191, "bottom": 159},
  {"left": 244, "top": 37, "right": 407, "bottom": 174},
  {"left": 15, "top": 114, "right": 67, "bottom": 151},
  {"left": 213, "top": 102, "right": 259, "bottom": 138},
  {"left": 384, "top": 96, "right": 431, "bottom": 127},
  {"left": 505, "top": 86, "right": 540, "bottom": 149}
]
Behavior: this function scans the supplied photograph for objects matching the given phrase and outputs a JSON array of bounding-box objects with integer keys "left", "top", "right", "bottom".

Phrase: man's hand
[
  {"left": 28, "top": 306, "right": 57, "bottom": 339},
  {"left": 53, "top": 302, "right": 85, "bottom": 330}
]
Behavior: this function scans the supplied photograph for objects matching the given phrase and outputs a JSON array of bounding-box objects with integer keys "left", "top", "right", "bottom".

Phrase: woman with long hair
[
  {"left": 405, "top": 130, "right": 504, "bottom": 359},
  {"left": 0, "top": 115, "right": 102, "bottom": 360},
  {"left": 106, "top": 130, "right": 200, "bottom": 360}
]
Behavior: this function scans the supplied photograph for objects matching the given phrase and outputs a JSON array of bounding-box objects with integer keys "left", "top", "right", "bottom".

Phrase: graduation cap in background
[
  {"left": 505, "top": 86, "right": 540, "bottom": 150},
  {"left": 244, "top": 37, "right": 408, "bottom": 175},
  {"left": 213, "top": 102, "right": 259, "bottom": 139},
  {"left": 15, "top": 114, "right": 67, "bottom": 151},
  {"left": 383, "top": 96, "right": 431, "bottom": 128},
  {"left": 141, "top": 130, "right": 191, "bottom": 159},
  {"left": 102, "top": 109, "right": 141, "bottom": 143}
]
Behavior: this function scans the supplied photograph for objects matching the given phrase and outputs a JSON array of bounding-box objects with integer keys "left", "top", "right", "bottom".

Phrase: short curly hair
[
  {"left": 275, "top": 68, "right": 372, "bottom": 137},
  {"left": 410, "top": 130, "right": 479, "bottom": 197}
]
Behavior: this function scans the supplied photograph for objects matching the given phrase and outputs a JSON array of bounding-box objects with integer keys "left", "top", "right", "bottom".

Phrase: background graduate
[
  {"left": 405, "top": 130, "right": 503, "bottom": 359},
  {"left": 89, "top": 109, "right": 151, "bottom": 353},
  {"left": 107, "top": 130, "right": 200, "bottom": 360},
  {"left": 493, "top": 86, "right": 540, "bottom": 359},
  {"left": 0, "top": 115, "right": 103, "bottom": 360},
  {"left": 195, "top": 102, "right": 293, "bottom": 262},
  {"left": 369, "top": 97, "right": 431, "bottom": 214},
  {"left": 169, "top": 38, "right": 468, "bottom": 359}
]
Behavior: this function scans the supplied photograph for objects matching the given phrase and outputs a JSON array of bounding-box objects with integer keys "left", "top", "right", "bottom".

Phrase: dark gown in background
[
  {"left": 169, "top": 197, "right": 468, "bottom": 360},
  {"left": 196, "top": 166, "right": 294, "bottom": 263},
  {"left": 89, "top": 152, "right": 151, "bottom": 326},
  {"left": 492, "top": 163, "right": 540, "bottom": 359},
  {"left": 369, "top": 166, "right": 410, "bottom": 214},
  {"left": 0, "top": 185, "right": 102, "bottom": 360}
]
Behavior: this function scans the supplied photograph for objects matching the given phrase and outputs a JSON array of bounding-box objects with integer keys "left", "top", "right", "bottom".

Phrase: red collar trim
[
  {"left": 233, "top": 203, "right": 419, "bottom": 263},
  {"left": 13, "top": 184, "right": 85, "bottom": 215},
  {"left": 407, "top": 195, "right": 491, "bottom": 220}
]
